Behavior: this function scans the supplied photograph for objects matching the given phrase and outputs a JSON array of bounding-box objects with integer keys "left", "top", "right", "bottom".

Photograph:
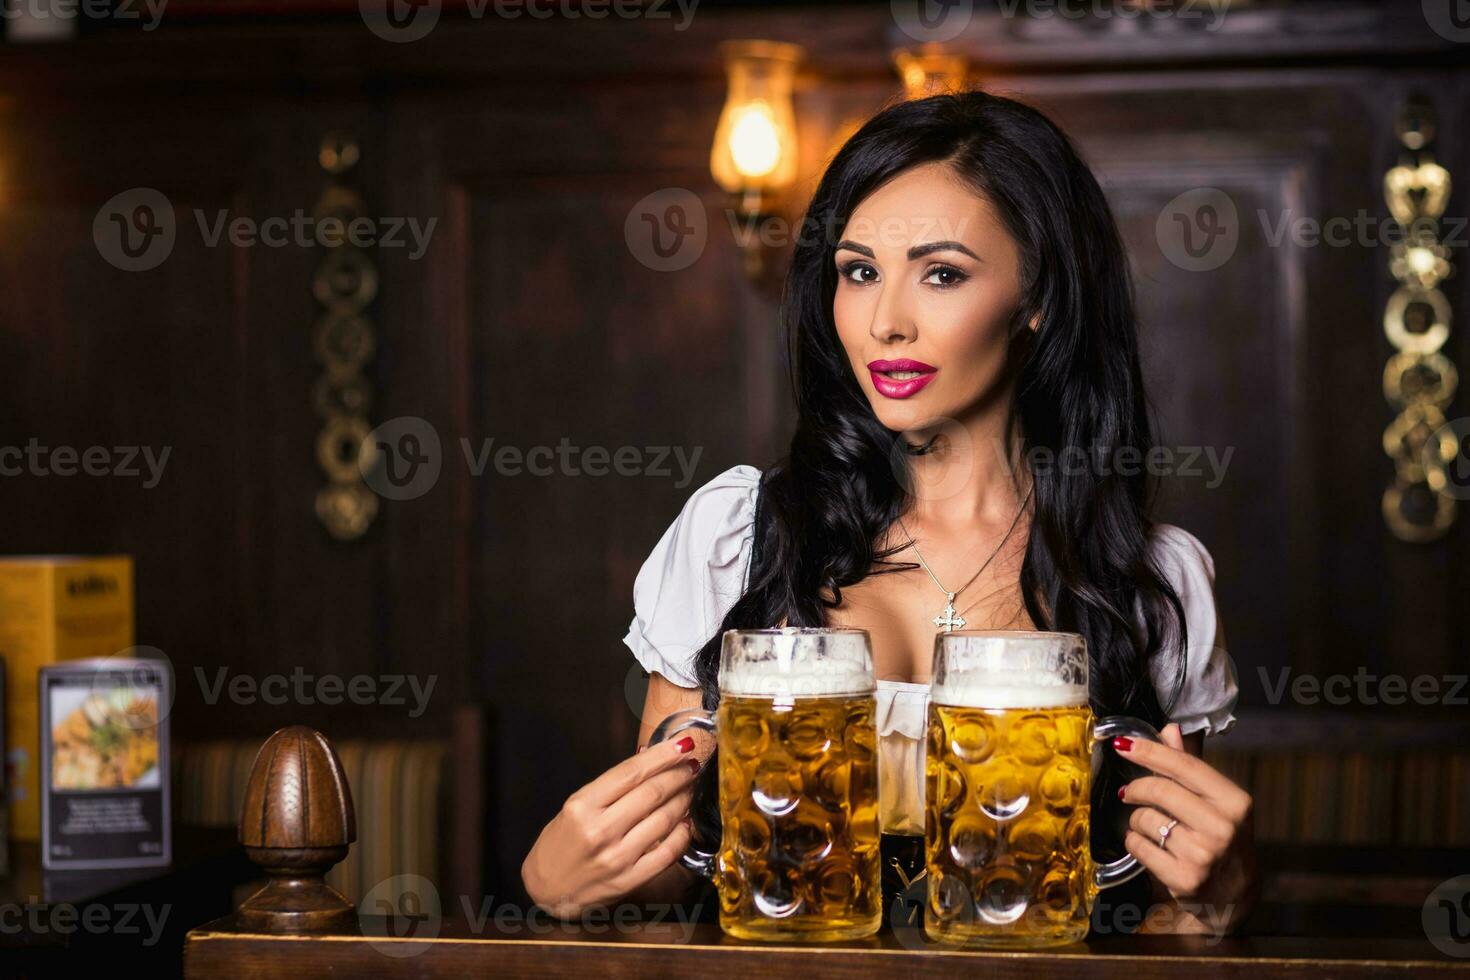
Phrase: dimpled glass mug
[
  {"left": 924, "top": 630, "right": 1164, "bottom": 948},
  {"left": 648, "top": 628, "right": 883, "bottom": 942}
]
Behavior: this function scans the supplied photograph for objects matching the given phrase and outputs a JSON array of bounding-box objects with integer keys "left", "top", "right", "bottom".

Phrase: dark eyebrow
[
  {"left": 833, "top": 239, "right": 980, "bottom": 261},
  {"left": 908, "top": 240, "right": 981, "bottom": 261}
]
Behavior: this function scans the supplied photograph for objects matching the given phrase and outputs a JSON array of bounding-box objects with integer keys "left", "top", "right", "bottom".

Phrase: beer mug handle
[
  {"left": 1091, "top": 715, "right": 1165, "bottom": 890},
  {"left": 646, "top": 707, "right": 718, "bottom": 880}
]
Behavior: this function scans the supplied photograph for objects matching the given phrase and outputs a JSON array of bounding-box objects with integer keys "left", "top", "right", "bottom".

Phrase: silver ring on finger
[{"left": 1157, "top": 817, "right": 1180, "bottom": 851}]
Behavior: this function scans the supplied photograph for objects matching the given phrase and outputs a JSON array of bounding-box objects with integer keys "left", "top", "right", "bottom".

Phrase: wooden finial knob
[{"left": 235, "top": 726, "right": 358, "bottom": 933}]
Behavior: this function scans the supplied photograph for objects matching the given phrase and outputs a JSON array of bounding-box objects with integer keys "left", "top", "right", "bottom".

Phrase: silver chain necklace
[{"left": 895, "top": 483, "right": 1033, "bottom": 632}]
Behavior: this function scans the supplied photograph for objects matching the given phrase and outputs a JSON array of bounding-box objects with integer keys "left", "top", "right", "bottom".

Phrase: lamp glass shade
[
  {"left": 711, "top": 41, "right": 803, "bottom": 195},
  {"left": 893, "top": 47, "right": 969, "bottom": 101}
]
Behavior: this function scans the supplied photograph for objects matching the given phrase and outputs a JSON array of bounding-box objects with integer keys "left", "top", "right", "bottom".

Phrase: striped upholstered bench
[{"left": 1204, "top": 711, "right": 1470, "bottom": 846}]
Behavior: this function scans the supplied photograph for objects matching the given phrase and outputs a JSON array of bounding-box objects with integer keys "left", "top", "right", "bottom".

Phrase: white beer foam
[
  {"left": 720, "top": 662, "right": 873, "bottom": 698},
  {"left": 931, "top": 675, "right": 1087, "bottom": 709}
]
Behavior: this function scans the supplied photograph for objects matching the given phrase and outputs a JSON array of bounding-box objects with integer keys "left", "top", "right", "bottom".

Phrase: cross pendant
[{"left": 933, "top": 592, "right": 966, "bottom": 632}]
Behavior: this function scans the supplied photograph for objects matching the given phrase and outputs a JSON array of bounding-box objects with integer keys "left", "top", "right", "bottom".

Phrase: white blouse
[{"left": 622, "top": 464, "right": 1239, "bottom": 835}]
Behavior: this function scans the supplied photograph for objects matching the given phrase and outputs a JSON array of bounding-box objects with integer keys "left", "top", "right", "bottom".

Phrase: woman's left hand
[{"left": 1116, "top": 723, "right": 1259, "bottom": 936}]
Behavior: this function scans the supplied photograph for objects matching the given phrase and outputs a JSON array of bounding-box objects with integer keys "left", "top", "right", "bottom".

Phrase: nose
[{"left": 869, "top": 275, "right": 916, "bottom": 345}]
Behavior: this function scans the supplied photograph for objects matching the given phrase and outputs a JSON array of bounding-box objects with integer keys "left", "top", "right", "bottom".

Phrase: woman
[{"left": 522, "top": 90, "right": 1258, "bottom": 934}]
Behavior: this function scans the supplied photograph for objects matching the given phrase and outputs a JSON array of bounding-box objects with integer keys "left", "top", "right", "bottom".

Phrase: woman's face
[{"left": 832, "top": 161, "right": 1031, "bottom": 436}]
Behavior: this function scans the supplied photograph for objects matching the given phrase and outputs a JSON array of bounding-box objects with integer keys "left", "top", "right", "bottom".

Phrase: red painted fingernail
[
  {"left": 675, "top": 736, "right": 694, "bottom": 754},
  {"left": 1113, "top": 737, "right": 1134, "bottom": 753},
  {"left": 1118, "top": 786, "right": 1127, "bottom": 801},
  {"left": 685, "top": 759, "right": 700, "bottom": 775}
]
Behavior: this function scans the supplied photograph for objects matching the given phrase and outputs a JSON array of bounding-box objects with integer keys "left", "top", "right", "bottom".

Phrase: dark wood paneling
[{"left": 1, "top": 3, "right": 1466, "bottom": 902}]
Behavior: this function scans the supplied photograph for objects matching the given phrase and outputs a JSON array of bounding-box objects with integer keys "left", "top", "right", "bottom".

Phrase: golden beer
[
  {"left": 923, "top": 631, "right": 1159, "bottom": 948},
  {"left": 713, "top": 691, "right": 883, "bottom": 941},
  {"left": 924, "top": 697, "right": 1095, "bottom": 946}
]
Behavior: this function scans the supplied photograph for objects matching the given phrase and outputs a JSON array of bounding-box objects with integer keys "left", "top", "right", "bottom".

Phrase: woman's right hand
[{"left": 521, "top": 734, "right": 701, "bottom": 918}]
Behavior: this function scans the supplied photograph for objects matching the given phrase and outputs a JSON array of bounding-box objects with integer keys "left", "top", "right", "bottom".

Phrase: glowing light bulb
[
  {"left": 729, "top": 102, "right": 782, "bottom": 179},
  {"left": 709, "top": 40, "right": 802, "bottom": 197}
]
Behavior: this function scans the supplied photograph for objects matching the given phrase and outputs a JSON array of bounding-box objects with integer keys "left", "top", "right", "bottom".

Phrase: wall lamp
[
  {"left": 893, "top": 45, "right": 971, "bottom": 100},
  {"left": 710, "top": 39, "right": 804, "bottom": 282}
]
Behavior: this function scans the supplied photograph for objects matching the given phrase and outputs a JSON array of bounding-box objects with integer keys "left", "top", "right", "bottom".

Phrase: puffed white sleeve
[
  {"left": 1146, "top": 524, "right": 1239, "bottom": 736},
  {"left": 621, "top": 464, "right": 762, "bottom": 689}
]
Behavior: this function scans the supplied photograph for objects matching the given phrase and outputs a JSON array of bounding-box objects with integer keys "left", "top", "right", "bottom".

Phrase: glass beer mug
[
  {"left": 648, "top": 628, "right": 883, "bottom": 942},
  {"left": 924, "top": 630, "right": 1162, "bottom": 948}
]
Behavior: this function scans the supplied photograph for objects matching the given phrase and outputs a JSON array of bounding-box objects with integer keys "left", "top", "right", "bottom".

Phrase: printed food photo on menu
[{"left": 51, "top": 688, "right": 161, "bottom": 791}]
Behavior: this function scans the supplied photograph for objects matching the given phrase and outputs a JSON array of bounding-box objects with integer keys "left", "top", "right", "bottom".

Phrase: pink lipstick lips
[{"left": 867, "top": 358, "right": 938, "bottom": 399}]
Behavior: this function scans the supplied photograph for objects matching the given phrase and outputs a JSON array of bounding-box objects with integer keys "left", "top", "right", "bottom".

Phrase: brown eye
[
  {"left": 923, "top": 264, "right": 967, "bottom": 287},
  {"left": 840, "top": 261, "right": 879, "bottom": 284}
]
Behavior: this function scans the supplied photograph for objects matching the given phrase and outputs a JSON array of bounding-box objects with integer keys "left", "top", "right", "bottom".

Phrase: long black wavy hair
[{"left": 685, "top": 90, "right": 1187, "bottom": 853}]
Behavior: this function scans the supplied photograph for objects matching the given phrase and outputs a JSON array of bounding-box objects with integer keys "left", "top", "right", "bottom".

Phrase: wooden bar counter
[
  {"left": 184, "top": 910, "right": 1470, "bottom": 979},
  {"left": 183, "top": 726, "right": 1470, "bottom": 978}
]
